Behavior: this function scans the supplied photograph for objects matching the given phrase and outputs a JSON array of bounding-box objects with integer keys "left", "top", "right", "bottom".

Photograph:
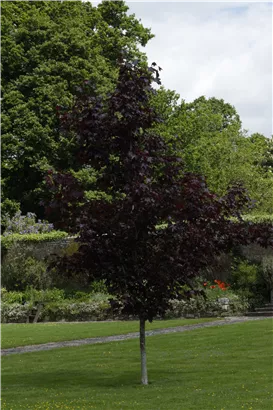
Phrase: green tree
[
  {"left": 1, "top": 0, "right": 153, "bottom": 219},
  {"left": 150, "top": 91, "right": 241, "bottom": 148},
  {"left": 149, "top": 89, "right": 273, "bottom": 214}
]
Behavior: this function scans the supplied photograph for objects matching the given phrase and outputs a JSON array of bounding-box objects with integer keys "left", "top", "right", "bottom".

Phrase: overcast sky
[{"left": 92, "top": 2, "right": 272, "bottom": 137}]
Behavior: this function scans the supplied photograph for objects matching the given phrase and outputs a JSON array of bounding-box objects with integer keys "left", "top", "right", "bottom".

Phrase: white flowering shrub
[
  {"left": 164, "top": 295, "right": 249, "bottom": 319},
  {"left": 1, "top": 303, "right": 31, "bottom": 323}
]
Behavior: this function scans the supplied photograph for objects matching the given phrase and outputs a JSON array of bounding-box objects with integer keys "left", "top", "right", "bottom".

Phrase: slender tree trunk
[
  {"left": 270, "top": 288, "right": 273, "bottom": 304},
  {"left": 140, "top": 317, "right": 148, "bottom": 385}
]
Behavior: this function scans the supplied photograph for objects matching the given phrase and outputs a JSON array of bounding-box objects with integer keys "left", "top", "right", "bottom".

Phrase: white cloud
[{"left": 90, "top": 1, "right": 272, "bottom": 136}]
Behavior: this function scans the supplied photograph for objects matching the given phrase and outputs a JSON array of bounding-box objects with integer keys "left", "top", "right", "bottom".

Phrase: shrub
[
  {"left": 1, "top": 289, "right": 114, "bottom": 322},
  {"left": 69, "top": 291, "right": 89, "bottom": 301},
  {"left": 261, "top": 256, "right": 273, "bottom": 289},
  {"left": 1, "top": 303, "right": 31, "bottom": 323},
  {"left": 41, "top": 300, "right": 111, "bottom": 322},
  {"left": 1, "top": 230, "right": 69, "bottom": 291},
  {"left": 68, "top": 289, "right": 110, "bottom": 302},
  {"left": 89, "top": 280, "right": 108, "bottom": 294},
  {"left": 1, "top": 285, "right": 250, "bottom": 323},
  {"left": 165, "top": 294, "right": 248, "bottom": 319},
  {"left": 1, "top": 288, "right": 24, "bottom": 304},
  {"left": 23, "top": 287, "right": 66, "bottom": 303},
  {"left": 163, "top": 277, "right": 250, "bottom": 319},
  {"left": 3, "top": 211, "right": 54, "bottom": 236},
  {"left": 231, "top": 260, "right": 258, "bottom": 287},
  {"left": 1, "top": 245, "right": 49, "bottom": 291},
  {"left": 230, "top": 258, "right": 268, "bottom": 308},
  {"left": 1, "top": 293, "right": 248, "bottom": 323}
]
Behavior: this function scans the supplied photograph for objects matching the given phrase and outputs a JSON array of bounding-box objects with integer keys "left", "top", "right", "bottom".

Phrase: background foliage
[
  {"left": 149, "top": 89, "right": 273, "bottom": 214},
  {"left": 1, "top": 0, "right": 152, "bottom": 219}
]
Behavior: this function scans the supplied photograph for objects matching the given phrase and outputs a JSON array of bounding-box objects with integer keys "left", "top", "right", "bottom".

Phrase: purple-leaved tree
[{"left": 46, "top": 56, "right": 273, "bottom": 385}]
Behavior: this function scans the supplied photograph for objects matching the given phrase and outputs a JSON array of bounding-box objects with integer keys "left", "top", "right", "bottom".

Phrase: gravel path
[{"left": 2, "top": 316, "right": 271, "bottom": 357}]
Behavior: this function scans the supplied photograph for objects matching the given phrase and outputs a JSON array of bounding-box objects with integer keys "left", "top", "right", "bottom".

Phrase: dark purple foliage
[{"left": 46, "top": 57, "right": 273, "bottom": 322}]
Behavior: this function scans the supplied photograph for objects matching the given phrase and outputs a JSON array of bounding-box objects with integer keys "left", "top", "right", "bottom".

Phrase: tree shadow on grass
[
  {"left": 3, "top": 365, "right": 205, "bottom": 392},
  {"left": 3, "top": 368, "right": 145, "bottom": 389}
]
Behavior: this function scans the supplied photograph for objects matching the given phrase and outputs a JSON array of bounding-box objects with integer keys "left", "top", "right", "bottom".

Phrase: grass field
[
  {"left": 1, "top": 318, "right": 217, "bottom": 349},
  {"left": 2, "top": 319, "right": 272, "bottom": 410}
]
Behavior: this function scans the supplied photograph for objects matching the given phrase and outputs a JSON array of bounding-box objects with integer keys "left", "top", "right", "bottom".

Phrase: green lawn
[
  {"left": 1, "top": 318, "right": 217, "bottom": 349},
  {"left": 2, "top": 319, "right": 273, "bottom": 410}
]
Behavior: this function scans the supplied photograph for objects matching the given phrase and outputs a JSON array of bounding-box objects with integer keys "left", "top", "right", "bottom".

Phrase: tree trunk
[
  {"left": 140, "top": 317, "right": 148, "bottom": 385},
  {"left": 270, "top": 288, "right": 273, "bottom": 304}
]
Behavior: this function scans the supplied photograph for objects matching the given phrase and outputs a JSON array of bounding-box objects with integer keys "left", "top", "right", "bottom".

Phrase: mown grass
[
  {"left": 1, "top": 318, "right": 217, "bottom": 348},
  {"left": 2, "top": 319, "right": 272, "bottom": 410}
]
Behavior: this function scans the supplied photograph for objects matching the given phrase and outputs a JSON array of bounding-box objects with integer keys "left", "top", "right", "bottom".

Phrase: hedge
[
  {"left": 1, "top": 231, "right": 69, "bottom": 251},
  {"left": 0, "top": 231, "right": 68, "bottom": 249}
]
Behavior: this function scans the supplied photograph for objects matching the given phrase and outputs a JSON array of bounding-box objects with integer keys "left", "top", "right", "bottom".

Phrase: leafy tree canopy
[
  {"left": 149, "top": 88, "right": 273, "bottom": 214},
  {"left": 1, "top": 0, "right": 153, "bottom": 219},
  {"left": 46, "top": 57, "right": 273, "bottom": 384}
]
